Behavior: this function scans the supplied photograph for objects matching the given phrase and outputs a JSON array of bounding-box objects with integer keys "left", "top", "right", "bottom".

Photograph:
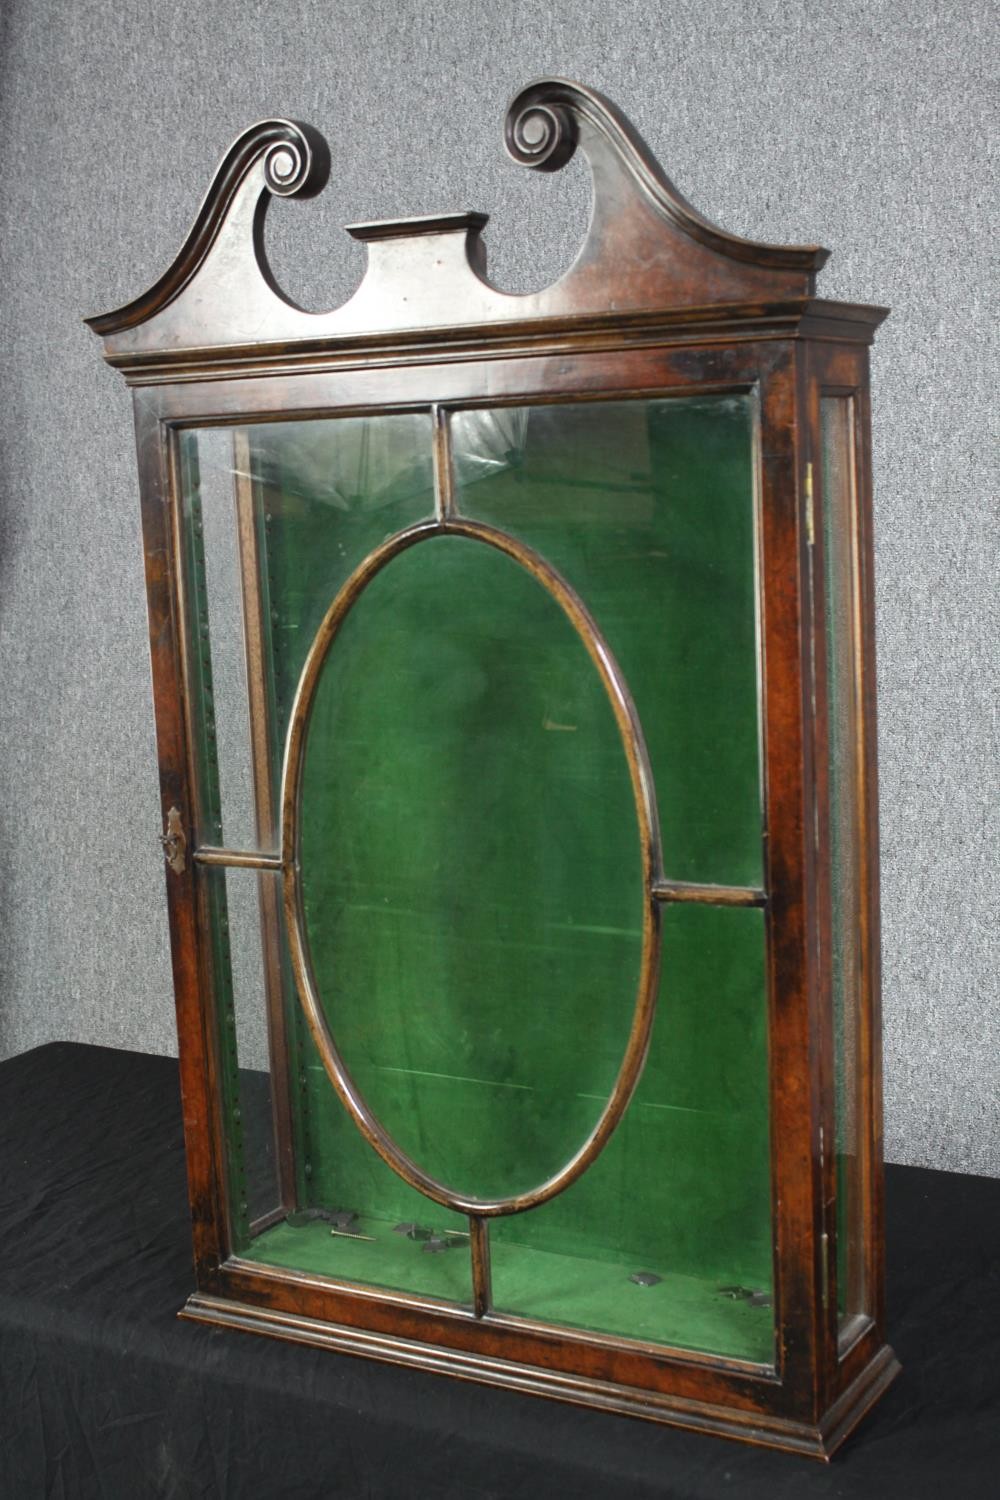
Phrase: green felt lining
[{"left": 243, "top": 1211, "right": 773, "bottom": 1363}]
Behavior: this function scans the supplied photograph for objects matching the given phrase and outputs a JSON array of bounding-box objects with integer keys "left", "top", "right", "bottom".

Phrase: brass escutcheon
[{"left": 160, "top": 806, "right": 187, "bottom": 875}]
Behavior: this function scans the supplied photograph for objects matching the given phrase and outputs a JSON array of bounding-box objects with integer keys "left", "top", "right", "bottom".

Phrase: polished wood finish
[
  {"left": 87, "top": 81, "right": 828, "bottom": 366},
  {"left": 88, "top": 77, "right": 894, "bottom": 1459}
]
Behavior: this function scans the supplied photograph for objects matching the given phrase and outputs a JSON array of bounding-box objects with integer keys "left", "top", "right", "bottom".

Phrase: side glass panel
[{"left": 820, "top": 395, "right": 867, "bottom": 1332}]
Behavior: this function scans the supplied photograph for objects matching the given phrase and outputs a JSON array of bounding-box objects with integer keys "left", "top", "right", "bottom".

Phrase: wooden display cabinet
[{"left": 87, "top": 79, "right": 897, "bottom": 1457}]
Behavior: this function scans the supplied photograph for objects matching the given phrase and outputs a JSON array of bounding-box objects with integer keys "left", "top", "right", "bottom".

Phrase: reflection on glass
[
  {"left": 193, "top": 429, "right": 259, "bottom": 853},
  {"left": 194, "top": 863, "right": 281, "bottom": 1249},
  {"left": 241, "top": 413, "right": 436, "bottom": 785},
  {"left": 224, "top": 867, "right": 281, "bottom": 1228},
  {"left": 821, "top": 396, "right": 866, "bottom": 1332},
  {"left": 179, "top": 415, "right": 436, "bottom": 853},
  {"left": 451, "top": 406, "right": 530, "bottom": 487},
  {"left": 452, "top": 397, "right": 763, "bottom": 886}
]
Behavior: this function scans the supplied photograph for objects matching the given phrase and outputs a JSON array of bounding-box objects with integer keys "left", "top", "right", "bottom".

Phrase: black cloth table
[{"left": 1, "top": 1042, "right": 996, "bottom": 1499}]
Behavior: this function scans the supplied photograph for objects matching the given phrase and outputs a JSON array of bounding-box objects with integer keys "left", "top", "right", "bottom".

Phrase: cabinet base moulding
[{"left": 181, "top": 1292, "right": 899, "bottom": 1461}]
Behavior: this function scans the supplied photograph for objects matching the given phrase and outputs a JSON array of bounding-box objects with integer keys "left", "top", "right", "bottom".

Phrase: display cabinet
[{"left": 87, "top": 79, "right": 897, "bottom": 1457}]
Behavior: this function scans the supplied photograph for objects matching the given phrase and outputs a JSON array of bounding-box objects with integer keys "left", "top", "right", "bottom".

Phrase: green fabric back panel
[{"left": 230, "top": 398, "right": 772, "bottom": 1358}]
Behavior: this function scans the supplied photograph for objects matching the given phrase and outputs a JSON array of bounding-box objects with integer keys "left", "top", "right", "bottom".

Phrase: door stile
[{"left": 133, "top": 393, "right": 229, "bottom": 1285}]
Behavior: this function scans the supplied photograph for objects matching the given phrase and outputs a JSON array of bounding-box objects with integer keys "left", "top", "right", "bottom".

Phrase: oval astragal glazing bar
[{"left": 280, "top": 517, "right": 663, "bottom": 1217}]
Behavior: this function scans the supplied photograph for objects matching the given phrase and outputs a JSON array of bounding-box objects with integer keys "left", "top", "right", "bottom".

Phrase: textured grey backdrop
[{"left": 0, "top": 1, "right": 996, "bottom": 1174}]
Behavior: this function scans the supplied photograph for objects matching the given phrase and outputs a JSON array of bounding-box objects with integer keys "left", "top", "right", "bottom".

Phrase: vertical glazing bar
[
  {"left": 469, "top": 1214, "right": 492, "bottom": 1319},
  {"left": 431, "top": 404, "right": 456, "bottom": 521},
  {"left": 232, "top": 427, "right": 297, "bottom": 1210}
]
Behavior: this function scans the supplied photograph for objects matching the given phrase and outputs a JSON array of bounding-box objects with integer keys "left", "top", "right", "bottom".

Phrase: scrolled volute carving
[
  {"left": 502, "top": 78, "right": 829, "bottom": 278},
  {"left": 259, "top": 120, "right": 330, "bottom": 199},
  {"left": 88, "top": 78, "right": 835, "bottom": 356},
  {"left": 85, "top": 118, "right": 330, "bottom": 336},
  {"left": 505, "top": 87, "right": 577, "bottom": 173}
]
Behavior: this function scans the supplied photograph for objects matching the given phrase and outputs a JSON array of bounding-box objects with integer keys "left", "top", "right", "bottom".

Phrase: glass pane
[
  {"left": 299, "top": 533, "right": 644, "bottom": 1203},
  {"left": 244, "top": 413, "right": 437, "bottom": 799},
  {"left": 821, "top": 395, "right": 866, "bottom": 1330},
  {"left": 223, "top": 867, "right": 281, "bottom": 1230},
  {"left": 178, "top": 416, "right": 436, "bottom": 853},
  {"left": 194, "top": 429, "right": 259, "bottom": 853},
  {"left": 452, "top": 396, "right": 763, "bottom": 887},
  {"left": 207, "top": 868, "right": 475, "bottom": 1304},
  {"left": 195, "top": 864, "right": 282, "bottom": 1249},
  {"left": 491, "top": 905, "right": 772, "bottom": 1361},
  {"left": 178, "top": 430, "right": 243, "bottom": 853}
]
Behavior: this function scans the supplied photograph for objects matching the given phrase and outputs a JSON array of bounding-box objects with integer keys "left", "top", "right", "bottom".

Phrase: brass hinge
[
  {"left": 160, "top": 805, "right": 187, "bottom": 875},
  {"left": 820, "top": 1229, "right": 830, "bottom": 1313},
  {"left": 805, "top": 461, "right": 816, "bottom": 547}
]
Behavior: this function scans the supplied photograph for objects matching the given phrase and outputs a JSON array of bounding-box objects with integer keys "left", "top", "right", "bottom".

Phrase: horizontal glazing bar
[
  {"left": 651, "top": 880, "right": 765, "bottom": 908},
  {"left": 194, "top": 848, "right": 284, "bottom": 871}
]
